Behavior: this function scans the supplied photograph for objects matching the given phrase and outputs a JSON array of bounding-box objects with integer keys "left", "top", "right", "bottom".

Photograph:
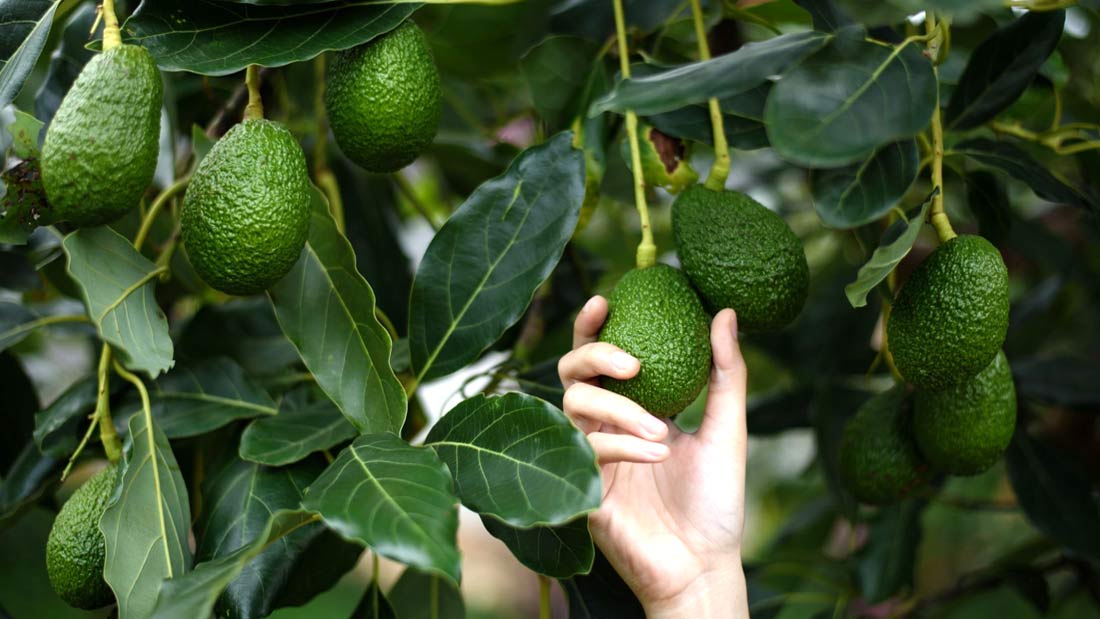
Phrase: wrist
[{"left": 643, "top": 562, "right": 748, "bottom": 619}]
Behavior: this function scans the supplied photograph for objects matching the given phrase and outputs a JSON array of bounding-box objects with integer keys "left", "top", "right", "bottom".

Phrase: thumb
[{"left": 698, "top": 309, "right": 747, "bottom": 449}]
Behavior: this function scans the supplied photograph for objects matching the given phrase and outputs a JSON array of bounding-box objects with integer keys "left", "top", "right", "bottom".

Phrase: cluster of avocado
[
  {"left": 599, "top": 185, "right": 809, "bottom": 417},
  {"left": 840, "top": 235, "right": 1016, "bottom": 505}
]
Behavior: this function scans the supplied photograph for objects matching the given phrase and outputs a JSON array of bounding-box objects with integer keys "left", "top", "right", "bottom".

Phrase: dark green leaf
[
  {"left": 425, "top": 392, "right": 600, "bottom": 527},
  {"left": 0, "top": 249, "right": 37, "bottom": 290},
  {"left": 408, "top": 132, "right": 584, "bottom": 382},
  {"left": 0, "top": 352, "right": 35, "bottom": 473},
  {"left": 844, "top": 193, "right": 934, "bottom": 308},
  {"left": 965, "top": 170, "right": 1012, "bottom": 245},
  {"left": 124, "top": 1, "right": 417, "bottom": 75},
  {"left": 0, "top": 301, "right": 38, "bottom": 353},
  {"left": 63, "top": 227, "right": 174, "bottom": 377},
  {"left": 351, "top": 580, "right": 396, "bottom": 619},
  {"left": 765, "top": 33, "right": 936, "bottom": 167},
  {"left": 945, "top": 11, "right": 1065, "bottom": 130},
  {"left": 101, "top": 412, "right": 193, "bottom": 619},
  {"left": 590, "top": 32, "right": 828, "bottom": 117},
  {"left": 521, "top": 35, "right": 600, "bottom": 132},
  {"left": 0, "top": 0, "right": 58, "bottom": 108},
  {"left": 388, "top": 568, "right": 466, "bottom": 619},
  {"left": 811, "top": 140, "right": 918, "bottom": 229},
  {"left": 562, "top": 549, "right": 644, "bottom": 619},
  {"left": 481, "top": 515, "right": 594, "bottom": 578},
  {"left": 34, "top": 374, "right": 124, "bottom": 457},
  {"left": 810, "top": 384, "right": 868, "bottom": 519},
  {"left": 240, "top": 398, "right": 357, "bottom": 466},
  {"left": 747, "top": 388, "right": 814, "bottom": 435},
  {"left": 0, "top": 443, "right": 58, "bottom": 524},
  {"left": 271, "top": 528, "right": 363, "bottom": 612},
  {"left": 954, "top": 139, "right": 1098, "bottom": 215},
  {"left": 1006, "top": 430, "right": 1100, "bottom": 562},
  {"left": 1012, "top": 357, "right": 1100, "bottom": 410},
  {"left": 302, "top": 433, "right": 461, "bottom": 583},
  {"left": 647, "top": 83, "right": 771, "bottom": 151},
  {"left": 269, "top": 197, "right": 406, "bottom": 435},
  {"left": 794, "top": 0, "right": 852, "bottom": 32},
  {"left": 154, "top": 510, "right": 318, "bottom": 619},
  {"left": 178, "top": 299, "right": 299, "bottom": 378},
  {"left": 34, "top": 2, "right": 97, "bottom": 125},
  {"left": 855, "top": 498, "right": 926, "bottom": 603}
]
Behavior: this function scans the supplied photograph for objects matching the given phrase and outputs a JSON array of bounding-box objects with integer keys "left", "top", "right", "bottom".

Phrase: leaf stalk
[{"left": 689, "top": 0, "right": 730, "bottom": 191}]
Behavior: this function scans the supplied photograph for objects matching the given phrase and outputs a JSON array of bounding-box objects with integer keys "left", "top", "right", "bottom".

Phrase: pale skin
[{"left": 558, "top": 297, "right": 749, "bottom": 619}]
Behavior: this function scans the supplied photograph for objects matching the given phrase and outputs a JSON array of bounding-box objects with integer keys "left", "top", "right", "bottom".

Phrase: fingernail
[
  {"left": 645, "top": 443, "right": 669, "bottom": 460},
  {"left": 581, "top": 297, "right": 598, "bottom": 314},
  {"left": 641, "top": 415, "right": 666, "bottom": 438},
  {"left": 611, "top": 351, "right": 636, "bottom": 372},
  {"left": 729, "top": 310, "right": 740, "bottom": 340}
]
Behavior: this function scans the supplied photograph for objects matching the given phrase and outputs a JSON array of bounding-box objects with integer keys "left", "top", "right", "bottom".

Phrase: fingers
[
  {"left": 698, "top": 309, "right": 748, "bottom": 448},
  {"left": 572, "top": 296, "right": 609, "bottom": 349},
  {"left": 588, "top": 432, "right": 669, "bottom": 465},
  {"left": 563, "top": 382, "right": 668, "bottom": 440},
  {"left": 557, "top": 342, "right": 640, "bottom": 389}
]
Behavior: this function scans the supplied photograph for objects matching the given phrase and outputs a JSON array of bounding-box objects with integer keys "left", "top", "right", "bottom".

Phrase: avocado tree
[{"left": 1, "top": 0, "right": 1099, "bottom": 617}]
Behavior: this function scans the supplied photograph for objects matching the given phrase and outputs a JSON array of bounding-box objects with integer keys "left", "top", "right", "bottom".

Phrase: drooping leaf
[
  {"left": 351, "top": 580, "right": 397, "bottom": 619},
  {"left": 647, "top": 82, "right": 771, "bottom": 151},
  {"left": 177, "top": 298, "right": 299, "bottom": 378},
  {"left": 388, "top": 568, "right": 466, "bottom": 619},
  {"left": 409, "top": 132, "right": 584, "bottom": 382},
  {"left": 239, "top": 398, "right": 357, "bottom": 466},
  {"left": 589, "top": 31, "right": 829, "bottom": 117},
  {"left": 855, "top": 498, "right": 926, "bottom": 603},
  {"left": 424, "top": 392, "right": 601, "bottom": 527},
  {"left": 481, "top": 515, "right": 594, "bottom": 579},
  {"left": 34, "top": 2, "right": 98, "bottom": 125},
  {"left": 270, "top": 528, "right": 364, "bottom": 612},
  {"left": 1006, "top": 429, "right": 1100, "bottom": 562},
  {"left": 0, "top": 301, "right": 38, "bottom": 353},
  {"left": 521, "top": 35, "right": 601, "bottom": 132},
  {"left": 302, "top": 433, "right": 461, "bottom": 583},
  {"left": 965, "top": 170, "right": 1012, "bottom": 245},
  {"left": 0, "top": 442, "right": 58, "bottom": 524},
  {"left": 63, "top": 227, "right": 174, "bottom": 377},
  {"left": 154, "top": 510, "right": 318, "bottom": 619},
  {"left": 811, "top": 140, "right": 918, "bottom": 229},
  {"left": 269, "top": 194, "right": 406, "bottom": 435},
  {"left": 945, "top": 11, "right": 1065, "bottom": 130},
  {"left": 124, "top": 1, "right": 418, "bottom": 75},
  {"left": 1012, "top": 357, "right": 1100, "bottom": 410},
  {"left": 765, "top": 31, "right": 936, "bottom": 167},
  {"left": 0, "top": 0, "right": 59, "bottom": 108},
  {"left": 844, "top": 192, "right": 935, "bottom": 308},
  {"left": 34, "top": 373, "right": 124, "bottom": 457},
  {"left": 954, "top": 139, "right": 1098, "bottom": 215},
  {"left": 101, "top": 412, "right": 193, "bottom": 619}
]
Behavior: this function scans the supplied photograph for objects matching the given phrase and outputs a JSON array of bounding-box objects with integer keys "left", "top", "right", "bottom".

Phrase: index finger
[{"left": 573, "top": 296, "right": 609, "bottom": 349}]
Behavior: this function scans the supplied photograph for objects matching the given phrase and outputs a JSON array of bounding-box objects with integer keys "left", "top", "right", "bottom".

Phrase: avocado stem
[
  {"left": 925, "top": 13, "right": 957, "bottom": 244},
  {"left": 134, "top": 176, "right": 189, "bottom": 251},
  {"left": 689, "top": 0, "right": 730, "bottom": 191},
  {"left": 612, "top": 0, "right": 657, "bottom": 269},
  {"left": 243, "top": 64, "right": 265, "bottom": 121},
  {"left": 95, "top": 346, "right": 123, "bottom": 463},
  {"left": 101, "top": 0, "right": 122, "bottom": 51}
]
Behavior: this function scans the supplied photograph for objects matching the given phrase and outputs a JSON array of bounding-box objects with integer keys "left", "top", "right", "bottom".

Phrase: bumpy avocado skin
[
  {"left": 41, "top": 45, "right": 162, "bottom": 227},
  {"left": 46, "top": 463, "right": 120, "bottom": 609},
  {"left": 839, "top": 388, "right": 930, "bottom": 506},
  {"left": 598, "top": 265, "right": 712, "bottom": 417},
  {"left": 888, "top": 235, "right": 1009, "bottom": 390},
  {"left": 181, "top": 119, "right": 311, "bottom": 295},
  {"left": 672, "top": 185, "right": 809, "bottom": 333},
  {"left": 324, "top": 21, "right": 442, "bottom": 173},
  {"left": 914, "top": 350, "right": 1016, "bottom": 475}
]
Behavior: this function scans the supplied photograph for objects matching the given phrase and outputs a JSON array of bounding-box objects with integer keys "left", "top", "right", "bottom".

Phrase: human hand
[{"left": 558, "top": 296, "right": 749, "bottom": 618}]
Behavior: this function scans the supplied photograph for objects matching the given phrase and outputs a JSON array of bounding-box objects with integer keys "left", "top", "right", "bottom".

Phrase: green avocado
[
  {"left": 887, "top": 234, "right": 1009, "bottom": 390},
  {"left": 598, "top": 264, "right": 712, "bottom": 417},
  {"left": 672, "top": 185, "right": 809, "bottom": 333},
  {"left": 46, "top": 463, "right": 120, "bottom": 609},
  {"left": 324, "top": 21, "right": 442, "bottom": 173},
  {"left": 839, "top": 387, "right": 930, "bottom": 506},
  {"left": 914, "top": 350, "right": 1016, "bottom": 475},
  {"left": 41, "top": 44, "right": 162, "bottom": 227},
  {"left": 181, "top": 119, "right": 311, "bottom": 295}
]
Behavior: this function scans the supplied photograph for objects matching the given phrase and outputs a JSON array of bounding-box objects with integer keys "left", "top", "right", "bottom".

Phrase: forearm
[{"left": 643, "top": 563, "right": 749, "bottom": 619}]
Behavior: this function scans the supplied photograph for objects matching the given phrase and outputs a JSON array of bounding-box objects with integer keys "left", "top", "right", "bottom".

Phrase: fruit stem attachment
[
  {"left": 100, "top": 0, "right": 122, "bottom": 51},
  {"left": 62, "top": 345, "right": 121, "bottom": 479},
  {"left": 924, "top": 13, "right": 956, "bottom": 244},
  {"left": 134, "top": 176, "right": 189, "bottom": 250},
  {"left": 612, "top": 0, "right": 656, "bottom": 269},
  {"left": 243, "top": 64, "right": 264, "bottom": 121},
  {"left": 688, "top": 0, "right": 730, "bottom": 191}
]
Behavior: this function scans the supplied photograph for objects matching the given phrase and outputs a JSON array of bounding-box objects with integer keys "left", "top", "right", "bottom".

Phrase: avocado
[
  {"left": 325, "top": 21, "right": 442, "bottom": 173},
  {"left": 914, "top": 350, "right": 1016, "bottom": 475},
  {"left": 887, "top": 234, "right": 1009, "bottom": 390},
  {"left": 46, "top": 462, "right": 119, "bottom": 609},
  {"left": 672, "top": 185, "right": 809, "bottom": 333},
  {"left": 181, "top": 119, "right": 311, "bottom": 295},
  {"left": 41, "top": 44, "right": 162, "bottom": 227},
  {"left": 598, "top": 264, "right": 711, "bottom": 417},
  {"left": 839, "top": 388, "right": 930, "bottom": 505}
]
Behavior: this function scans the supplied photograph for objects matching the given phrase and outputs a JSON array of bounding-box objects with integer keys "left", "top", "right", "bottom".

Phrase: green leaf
[
  {"left": 7, "top": 109, "right": 43, "bottom": 159},
  {"left": 0, "top": 352, "right": 35, "bottom": 473},
  {"left": 193, "top": 457, "right": 325, "bottom": 619},
  {"left": 154, "top": 510, "right": 318, "bottom": 619},
  {"left": 646, "top": 80, "right": 771, "bottom": 151},
  {"left": 425, "top": 392, "right": 601, "bottom": 527},
  {"left": 34, "top": 374, "right": 123, "bottom": 457},
  {"left": 351, "top": 581, "right": 396, "bottom": 619},
  {"left": 954, "top": 139, "right": 1098, "bottom": 215},
  {"left": 521, "top": 35, "right": 601, "bottom": 132},
  {"left": 269, "top": 195, "right": 406, "bottom": 435},
  {"left": 765, "top": 32, "right": 936, "bottom": 167},
  {"left": 855, "top": 498, "right": 925, "bottom": 603},
  {"left": 562, "top": 549, "right": 644, "bottom": 619},
  {"left": 589, "top": 31, "right": 829, "bottom": 116},
  {"left": 101, "top": 412, "right": 193, "bottom": 619},
  {"left": 117, "top": 357, "right": 277, "bottom": 439},
  {"left": 34, "top": 2, "right": 98, "bottom": 125},
  {"left": 481, "top": 515, "right": 594, "bottom": 578},
  {"left": 240, "top": 398, "right": 357, "bottom": 466},
  {"left": 63, "top": 227, "right": 174, "bottom": 377},
  {"left": 1012, "top": 357, "right": 1100, "bottom": 410},
  {"left": 944, "top": 11, "right": 1065, "bottom": 130},
  {"left": 0, "top": 301, "right": 37, "bottom": 353},
  {"left": 388, "top": 568, "right": 466, "bottom": 619},
  {"left": 124, "top": 1, "right": 418, "bottom": 75},
  {"left": 302, "top": 433, "right": 461, "bottom": 583},
  {"left": 409, "top": 132, "right": 584, "bottom": 382},
  {"left": 965, "top": 170, "right": 1011, "bottom": 245},
  {"left": 843, "top": 192, "right": 934, "bottom": 308},
  {"left": 0, "top": 0, "right": 59, "bottom": 108},
  {"left": 793, "top": 0, "right": 852, "bottom": 32},
  {"left": 811, "top": 140, "right": 918, "bottom": 229},
  {"left": 0, "top": 443, "right": 58, "bottom": 524},
  {"left": 178, "top": 298, "right": 300, "bottom": 378}
]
